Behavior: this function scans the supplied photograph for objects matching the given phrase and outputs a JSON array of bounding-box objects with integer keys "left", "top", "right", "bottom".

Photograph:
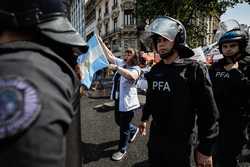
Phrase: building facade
[
  {"left": 188, "top": 11, "right": 220, "bottom": 47},
  {"left": 94, "top": 0, "right": 138, "bottom": 57},
  {"left": 85, "top": 0, "right": 219, "bottom": 57},
  {"left": 85, "top": 0, "right": 96, "bottom": 41},
  {"left": 204, "top": 15, "right": 220, "bottom": 45},
  {"left": 70, "top": 0, "right": 85, "bottom": 38}
]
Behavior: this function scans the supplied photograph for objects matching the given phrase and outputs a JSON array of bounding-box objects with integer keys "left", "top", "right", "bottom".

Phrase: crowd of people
[
  {"left": 99, "top": 16, "right": 250, "bottom": 167},
  {"left": 0, "top": 0, "right": 250, "bottom": 167}
]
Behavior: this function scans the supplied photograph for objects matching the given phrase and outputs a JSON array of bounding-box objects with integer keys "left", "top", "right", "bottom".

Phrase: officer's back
[{"left": 0, "top": 0, "right": 88, "bottom": 167}]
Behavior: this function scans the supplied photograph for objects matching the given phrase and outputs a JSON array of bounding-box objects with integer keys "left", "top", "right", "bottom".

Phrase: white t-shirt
[{"left": 111, "top": 57, "right": 141, "bottom": 112}]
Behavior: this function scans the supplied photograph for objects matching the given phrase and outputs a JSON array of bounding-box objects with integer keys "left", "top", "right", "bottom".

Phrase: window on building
[
  {"left": 113, "top": 0, "right": 117, "bottom": 7},
  {"left": 114, "top": 18, "right": 118, "bottom": 32},
  {"left": 124, "top": 10, "right": 135, "bottom": 26},
  {"left": 124, "top": 39, "right": 129, "bottom": 50},
  {"left": 131, "top": 40, "right": 135, "bottom": 48},
  {"left": 105, "top": 23, "right": 109, "bottom": 35},
  {"left": 98, "top": 28, "right": 101, "bottom": 36},
  {"left": 99, "top": 8, "right": 101, "bottom": 19},
  {"left": 209, "top": 16, "right": 212, "bottom": 33},
  {"left": 105, "top": 2, "right": 109, "bottom": 15},
  {"left": 112, "top": 39, "right": 120, "bottom": 52}
]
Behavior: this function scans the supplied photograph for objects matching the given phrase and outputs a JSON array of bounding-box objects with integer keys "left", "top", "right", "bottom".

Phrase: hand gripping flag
[{"left": 77, "top": 34, "right": 109, "bottom": 88}]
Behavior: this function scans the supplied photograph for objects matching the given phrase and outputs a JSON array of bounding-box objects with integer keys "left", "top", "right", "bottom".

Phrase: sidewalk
[{"left": 81, "top": 94, "right": 149, "bottom": 167}]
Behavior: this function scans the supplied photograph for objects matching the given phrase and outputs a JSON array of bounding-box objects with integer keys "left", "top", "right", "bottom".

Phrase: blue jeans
[{"left": 114, "top": 103, "right": 137, "bottom": 152}]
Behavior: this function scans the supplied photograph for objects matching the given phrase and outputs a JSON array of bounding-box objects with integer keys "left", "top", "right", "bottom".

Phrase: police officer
[
  {"left": 0, "top": 0, "right": 88, "bottom": 167},
  {"left": 209, "top": 19, "right": 250, "bottom": 167},
  {"left": 139, "top": 16, "right": 219, "bottom": 167}
]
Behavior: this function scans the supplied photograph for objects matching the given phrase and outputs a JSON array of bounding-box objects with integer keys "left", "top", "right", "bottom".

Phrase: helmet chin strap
[
  {"left": 159, "top": 48, "right": 174, "bottom": 59},
  {"left": 223, "top": 51, "right": 241, "bottom": 64}
]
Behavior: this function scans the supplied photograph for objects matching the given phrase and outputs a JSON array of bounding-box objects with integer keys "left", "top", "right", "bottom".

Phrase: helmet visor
[
  {"left": 38, "top": 17, "right": 88, "bottom": 53},
  {"left": 214, "top": 19, "right": 241, "bottom": 43},
  {"left": 145, "top": 17, "right": 180, "bottom": 42}
]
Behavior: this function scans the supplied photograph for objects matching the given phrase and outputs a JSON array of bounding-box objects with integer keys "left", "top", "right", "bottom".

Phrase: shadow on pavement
[
  {"left": 88, "top": 96, "right": 110, "bottom": 99},
  {"left": 86, "top": 89, "right": 111, "bottom": 99},
  {"left": 132, "top": 160, "right": 151, "bottom": 167},
  {"left": 93, "top": 101, "right": 115, "bottom": 113},
  {"left": 94, "top": 106, "right": 113, "bottom": 112},
  {"left": 82, "top": 140, "right": 119, "bottom": 164}
]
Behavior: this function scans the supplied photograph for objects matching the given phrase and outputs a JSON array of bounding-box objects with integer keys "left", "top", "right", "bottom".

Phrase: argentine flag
[{"left": 78, "top": 34, "right": 109, "bottom": 88}]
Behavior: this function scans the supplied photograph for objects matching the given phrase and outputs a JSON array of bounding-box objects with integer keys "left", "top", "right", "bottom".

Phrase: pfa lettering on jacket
[
  {"left": 215, "top": 72, "right": 230, "bottom": 78},
  {"left": 152, "top": 81, "right": 171, "bottom": 92}
]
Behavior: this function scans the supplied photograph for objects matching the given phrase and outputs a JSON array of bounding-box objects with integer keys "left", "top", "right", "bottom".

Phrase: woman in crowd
[{"left": 104, "top": 46, "right": 141, "bottom": 161}]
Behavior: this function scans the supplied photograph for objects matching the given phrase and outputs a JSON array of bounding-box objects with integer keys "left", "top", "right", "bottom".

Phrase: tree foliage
[{"left": 137, "top": 0, "right": 250, "bottom": 47}]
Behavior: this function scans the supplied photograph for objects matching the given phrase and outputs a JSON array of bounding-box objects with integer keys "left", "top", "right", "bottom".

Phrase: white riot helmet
[
  {"left": 215, "top": 19, "right": 249, "bottom": 57},
  {"left": 142, "top": 16, "right": 194, "bottom": 58}
]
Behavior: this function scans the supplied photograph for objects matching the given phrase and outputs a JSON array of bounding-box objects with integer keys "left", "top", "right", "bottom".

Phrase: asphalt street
[{"left": 81, "top": 91, "right": 149, "bottom": 167}]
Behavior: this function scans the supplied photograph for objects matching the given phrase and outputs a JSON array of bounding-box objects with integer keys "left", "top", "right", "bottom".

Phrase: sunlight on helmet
[
  {"left": 139, "top": 16, "right": 187, "bottom": 52},
  {"left": 214, "top": 19, "right": 241, "bottom": 43},
  {"left": 145, "top": 17, "right": 184, "bottom": 42}
]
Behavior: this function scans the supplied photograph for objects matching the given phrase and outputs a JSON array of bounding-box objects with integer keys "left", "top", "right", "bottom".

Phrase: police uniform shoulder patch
[{"left": 0, "top": 76, "right": 41, "bottom": 139}]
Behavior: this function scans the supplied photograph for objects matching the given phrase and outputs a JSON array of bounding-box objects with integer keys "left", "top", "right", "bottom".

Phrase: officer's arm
[
  {"left": 194, "top": 63, "right": 219, "bottom": 156},
  {"left": 245, "top": 87, "right": 250, "bottom": 149},
  {"left": 245, "top": 67, "right": 250, "bottom": 149},
  {"left": 141, "top": 105, "right": 151, "bottom": 122},
  {"left": 246, "top": 66, "right": 250, "bottom": 116},
  {"left": 141, "top": 74, "right": 152, "bottom": 122}
]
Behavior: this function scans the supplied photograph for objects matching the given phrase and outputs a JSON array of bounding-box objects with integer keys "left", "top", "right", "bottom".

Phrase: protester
[
  {"left": 139, "top": 16, "right": 219, "bottom": 167},
  {"left": 208, "top": 19, "right": 250, "bottom": 167},
  {"left": 0, "top": 0, "right": 88, "bottom": 167},
  {"left": 139, "top": 51, "right": 147, "bottom": 68},
  {"left": 91, "top": 69, "right": 105, "bottom": 91},
  {"left": 137, "top": 51, "right": 151, "bottom": 93},
  {"left": 103, "top": 46, "right": 141, "bottom": 161}
]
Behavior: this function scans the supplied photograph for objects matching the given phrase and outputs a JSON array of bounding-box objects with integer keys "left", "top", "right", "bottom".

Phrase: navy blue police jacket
[
  {"left": 209, "top": 58, "right": 249, "bottom": 118},
  {"left": 141, "top": 59, "right": 219, "bottom": 156},
  {"left": 0, "top": 41, "right": 80, "bottom": 167}
]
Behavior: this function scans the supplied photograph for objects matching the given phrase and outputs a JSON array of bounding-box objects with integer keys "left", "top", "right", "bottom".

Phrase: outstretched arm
[
  {"left": 109, "top": 64, "right": 140, "bottom": 81},
  {"left": 139, "top": 80, "right": 152, "bottom": 136},
  {"left": 97, "top": 35, "right": 116, "bottom": 64}
]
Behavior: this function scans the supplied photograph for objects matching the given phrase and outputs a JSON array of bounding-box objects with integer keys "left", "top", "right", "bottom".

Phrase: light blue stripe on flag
[
  {"left": 78, "top": 34, "right": 109, "bottom": 88},
  {"left": 77, "top": 54, "right": 87, "bottom": 64}
]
